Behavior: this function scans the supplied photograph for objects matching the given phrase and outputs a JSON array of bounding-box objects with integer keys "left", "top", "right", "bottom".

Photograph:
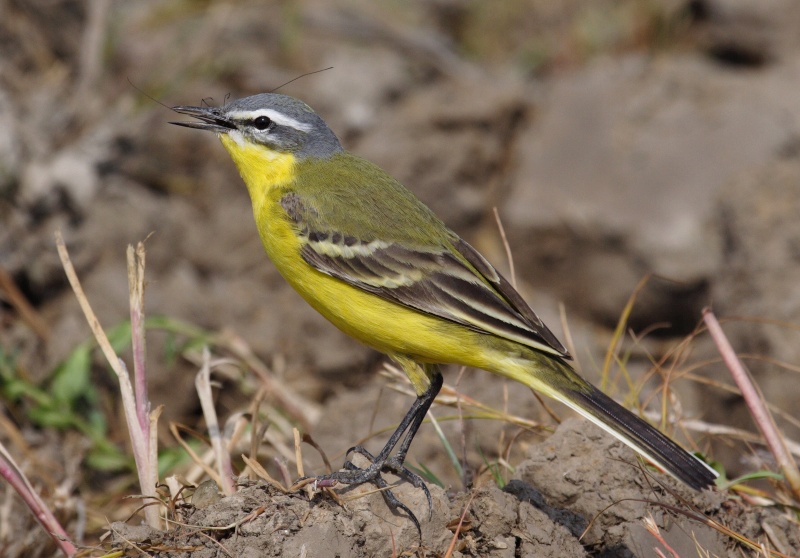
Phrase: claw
[
  {"left": 383, "top": 456, "right": 433, "bottom": 518},
  {"left": 364, "top": 468, "right": 422, "bottom": 540},
  {"left": 319, "top": 458, "right": 423, "bottom": 540}
]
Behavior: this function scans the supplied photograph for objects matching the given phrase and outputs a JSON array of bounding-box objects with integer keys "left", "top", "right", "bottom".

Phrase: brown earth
[
  {"left": 2, "top": 0, "right": 800, "bottom": 556},
  {"left": 107, "top": 420, "right": 799, "bottom": 557}
]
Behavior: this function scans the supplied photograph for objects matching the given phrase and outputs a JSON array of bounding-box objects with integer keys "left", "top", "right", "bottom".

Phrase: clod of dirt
[
  {"left": 111, "top": 477, "right": 454, "bottom": 557},
  {"left": 105, "top": 418, "right": 800, "bottom": 557},
  {"left": 514, "top": 418, "right": 800, "bottom": 557}
]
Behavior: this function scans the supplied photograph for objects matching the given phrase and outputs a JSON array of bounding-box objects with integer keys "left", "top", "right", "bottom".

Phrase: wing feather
[{"left": 282, "top": 192, "right": 569, "bottom": 358}]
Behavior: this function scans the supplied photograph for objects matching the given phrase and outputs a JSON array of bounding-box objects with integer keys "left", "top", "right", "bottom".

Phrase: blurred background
[{"left": 2, "top": 0, "right": 800, "bottom": 554}]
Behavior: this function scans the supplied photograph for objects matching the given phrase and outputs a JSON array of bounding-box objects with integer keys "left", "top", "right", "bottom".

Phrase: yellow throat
[{"left": 219, "top": 133, "right": 296, "bottom": 209}]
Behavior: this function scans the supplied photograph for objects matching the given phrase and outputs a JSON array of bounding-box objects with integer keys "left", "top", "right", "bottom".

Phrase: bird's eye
[{"left": 253, "top": 116, "right": 272, "bottom": 130}]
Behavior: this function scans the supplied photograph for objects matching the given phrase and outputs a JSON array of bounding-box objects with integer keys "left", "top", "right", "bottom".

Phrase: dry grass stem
[
  {"left": 0, "top": 266, "right": 50, "bottom": 340},
  {"left": 195, "top": 347, "right": 235, "bottom": 495},
  {"left": 301, "top": 433, "right": 333, "bottom": 475},
  {"left": 127, "top": 243, "right": 150, "bottom": 439},
  {"left": 681, "top": 368, "right": 800, "bottom": 431},
  {"left": 558, "top": 302, "right": 578, "bottom": 369},
  {"left": 601, "top": 273, "right": 652, "bottom": 392},
  {"left": 241, "top": 455, "right": 288, "bottom": 492},
  {"left": 643, "top": 513, "right": 681, "bottom": 558},
  {"left": 379, "top": 363, "right": 541, "bottom": 431},
  {"left": 55, "top": 231, "right": 160, "bottom": 529},
  {"left": 170, "top": 422, "right": 224, "bottom": 488},
  {"left": 703, "top": 308, "right": 800, "bottom": 499},
  {"left": 164, "top": 476, "right": 185, "bottom": 511},
  {"left": 641, "top": 411, "right": 800, "bottom": 459},
  {"left": 271, "top": 457, "right": 290, "bottom": 488},
  {"left": 0, "top": 441, "right": 76, "bottom": 556},
  {"left": 443, "top": 492, "right": 475, "bottom": 558},
  {"left": 242, "top": 389, "right": 268, "bottom": 480},
  {"left": 293, "top": 429, "right": 305, "bottom": 478},
  {"left": 217, "top": 332, "right": 321, "bottom": 429},
  {"left": 224, "top": 412, "right": 250, "bottom": 457},
  {"left": 492, "top": 207, "right": 516, "bottom": 289}
]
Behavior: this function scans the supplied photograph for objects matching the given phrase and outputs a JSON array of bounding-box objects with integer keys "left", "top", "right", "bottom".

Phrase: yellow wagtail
[{"left": 172, "top": 93, "right": 717, "bottom": 528}]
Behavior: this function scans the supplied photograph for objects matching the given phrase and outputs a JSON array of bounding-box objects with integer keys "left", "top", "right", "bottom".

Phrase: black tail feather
[{"left": 566, "top": 384, "right": 717, "bottom": 490}]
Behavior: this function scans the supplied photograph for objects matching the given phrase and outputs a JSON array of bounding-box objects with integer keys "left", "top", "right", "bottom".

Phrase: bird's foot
[{"left": 312, "top": 445, "right": 431, "bottom": 539}]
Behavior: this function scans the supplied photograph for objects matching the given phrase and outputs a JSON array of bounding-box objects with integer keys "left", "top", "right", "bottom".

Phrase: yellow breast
[{"left": 218, "top": 134, "right": 497, "bottom": 370}]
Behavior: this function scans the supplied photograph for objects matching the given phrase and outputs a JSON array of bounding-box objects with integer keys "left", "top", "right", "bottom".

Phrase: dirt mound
[{"left": 108, "top": 420, "right": 799, "bottom": 557}]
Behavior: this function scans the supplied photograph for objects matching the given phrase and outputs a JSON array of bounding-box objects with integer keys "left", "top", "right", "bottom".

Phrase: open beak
[{"left": 170, "top": 105, "right": 236, "bottom": 133}]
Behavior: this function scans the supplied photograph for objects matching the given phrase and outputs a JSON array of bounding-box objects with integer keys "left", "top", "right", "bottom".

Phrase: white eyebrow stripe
[{"left": 226, "top": 108, "right": 313, "bottom": 132}]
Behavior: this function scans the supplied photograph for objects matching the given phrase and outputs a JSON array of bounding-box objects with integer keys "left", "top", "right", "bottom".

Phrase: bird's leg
[
  {"left": 313, "top": 360, "right": 443, "bottom": 536},
  {"left": 377, "top": 371, "right": 443, "bottom": 488},
  {"left": 345, "top": 370, "right": 442, "bottom": 500}
]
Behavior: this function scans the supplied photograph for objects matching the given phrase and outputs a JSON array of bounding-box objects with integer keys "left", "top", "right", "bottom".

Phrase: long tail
[{"left": 535, "top": 356, "right": 718, "bottom": 490}]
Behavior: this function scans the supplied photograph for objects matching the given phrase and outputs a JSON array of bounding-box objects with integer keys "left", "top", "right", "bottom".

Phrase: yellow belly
[{"left": 254, "top": 193, "right": 493, "bottom": 368}]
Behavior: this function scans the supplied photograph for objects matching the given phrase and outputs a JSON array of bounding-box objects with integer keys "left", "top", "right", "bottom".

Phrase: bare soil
[
  {"left": 108, "top": 420, "right": 800, "bottom": 557},
  {"left": 2, "top": 0, "right": 800, "bottom": 556}
]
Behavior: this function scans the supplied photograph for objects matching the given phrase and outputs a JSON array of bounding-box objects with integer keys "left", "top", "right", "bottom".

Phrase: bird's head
[
  {"left": 171, "top": 93, "right": 343, "bottom": 160},
  {"left": 172, "top": 93, "right": 344, "bottom": 190}
]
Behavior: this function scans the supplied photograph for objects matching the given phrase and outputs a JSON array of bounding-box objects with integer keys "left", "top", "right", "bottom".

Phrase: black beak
[{"left": 170, "top": 105, "right": 236, "bottom": 133}]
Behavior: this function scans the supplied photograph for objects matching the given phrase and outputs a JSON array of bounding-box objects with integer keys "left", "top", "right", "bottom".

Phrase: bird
[{"left": 171, "top": 92, "right": 717, "bottom": 530}]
